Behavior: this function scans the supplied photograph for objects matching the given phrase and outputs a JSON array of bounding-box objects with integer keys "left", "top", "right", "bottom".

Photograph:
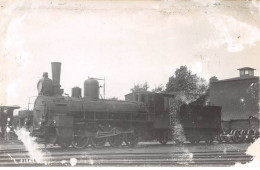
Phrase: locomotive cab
[{"left": 125, "top": 91, "right": 175, "bottom": 143}]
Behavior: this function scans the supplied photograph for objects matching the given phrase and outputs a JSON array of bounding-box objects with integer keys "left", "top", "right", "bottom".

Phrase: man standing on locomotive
[{"left": 37, "top": 72, "right": 53, "bottom": 96}]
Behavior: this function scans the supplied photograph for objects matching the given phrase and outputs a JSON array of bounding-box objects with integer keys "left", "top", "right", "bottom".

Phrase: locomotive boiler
[{"left": 32, "top": 62, "right": 149, "bottom": 148}]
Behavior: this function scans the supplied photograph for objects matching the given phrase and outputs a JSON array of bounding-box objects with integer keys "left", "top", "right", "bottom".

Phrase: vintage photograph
[{"left": 0, "top": 0, "right": 260, "bottom": 167}]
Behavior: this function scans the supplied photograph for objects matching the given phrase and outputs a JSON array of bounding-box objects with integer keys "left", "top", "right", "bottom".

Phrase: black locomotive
[{"left": 17, "top": 62, "right": 222, "bottom": 148}]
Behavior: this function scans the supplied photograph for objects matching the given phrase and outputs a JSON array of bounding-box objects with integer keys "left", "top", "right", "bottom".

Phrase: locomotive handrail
[
  {"left": 79, "top": 97, "right": 86, "bottom": 120},
  {"left": 27, "top": 96, "right": 38, "bottom": 110}
]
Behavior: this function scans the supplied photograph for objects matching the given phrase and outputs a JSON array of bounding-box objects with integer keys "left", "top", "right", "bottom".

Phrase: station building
[{"left": 209, "top": 67, "right": 259, "bottom": 122}]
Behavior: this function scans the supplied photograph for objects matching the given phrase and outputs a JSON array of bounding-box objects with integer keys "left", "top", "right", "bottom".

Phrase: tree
[
  {"left": 131, "top": 82, "right": 149, "bottom": 92},
  {"left": 166, "top": 66, "right": 207, "bottom": 103},
  {"left": 107, "top": 97, "right": 118, "bottom": 100},
  {"left": 209, "top": 76, "right": 218, "bottom": 83},
  {"left": 151, "top": 84, "right": 164, "bottom": 93},
  {"left": 192, "top": 76, "right": 218, "bottom": 105}
]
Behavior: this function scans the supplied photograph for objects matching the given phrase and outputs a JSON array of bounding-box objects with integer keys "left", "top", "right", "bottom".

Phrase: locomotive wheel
[
  {"left": 90, "top": 136, "right": 107, "bottom": 148},
  {"left": 246, "top": 130, "right": 254, "bottom": 143},
  {"left": 72, "top": 136, "right": 90, "bottom": 149},
  {"left": 225, "top": 137, "right": 232, "bottom": 143},
  {"left": 232, "top": 130, "right": 239, "bottom": 143},
  {"left": 189, "top": 139, "right": 200, "bottom": 144},
  {"left": 158, "top": 131, "right": 168, "bottom": 145},
  {"left": 158, "top": 138, "right": 168, "bottom": 145},
  {"left": 124, "top": 128, "right": 139, "bottom": 147},
  {"left": 175, "top": 140, "right": 184, "bottom": 145},
  {"left": 253, "top": 130, "right": 259, "bottom": 140},
  {"left": 90, "top": 124, "right": 109, "bottom": 148},
  {"left": 195, "top": 140, "right": 200, "bottom": 144},
  {"left": 48, "top": 128, "right": 58, "bottom": 144},
  {"left": 189, "top": 140, "right": 196, "bottom": 144},
  {"left": 249, "top": 130, "right": 255, "bottom": 142},
  {"left": 108, "top": 127, "right": 124, "bottom": 147},
  {"left": 59, "top": 141, "right": 71, "bottom": 149},
  {"left": 239, "top": 130, "right": 246, "bottom": 143},
  {"left": 205, "top": 139, "right": 213, "bottom": 144},
  {"left": 217, "top": 135, "right": 223, "bottom": 143}
]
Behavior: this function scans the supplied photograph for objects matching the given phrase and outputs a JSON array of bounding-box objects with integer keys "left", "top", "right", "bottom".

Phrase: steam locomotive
[
  {"left": 18, "top": 62, "right": 222, "bottom": 148},
  {"left": 30, "top": 62, "right": 153, "bottom": 148}
]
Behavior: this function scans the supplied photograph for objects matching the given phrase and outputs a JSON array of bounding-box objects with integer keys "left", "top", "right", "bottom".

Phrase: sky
[{"left": 0, "top": 0, "right": 260, "bottom": 110}]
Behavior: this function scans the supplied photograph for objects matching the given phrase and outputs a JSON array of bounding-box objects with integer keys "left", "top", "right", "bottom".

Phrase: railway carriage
[{"left": 0, "top": 106, "right": 20, "bottom": 140}]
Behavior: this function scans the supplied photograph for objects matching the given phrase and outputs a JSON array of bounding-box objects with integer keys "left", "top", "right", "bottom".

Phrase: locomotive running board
[{"left": 95, "top": 129, "right": 134, "bottom": 138}]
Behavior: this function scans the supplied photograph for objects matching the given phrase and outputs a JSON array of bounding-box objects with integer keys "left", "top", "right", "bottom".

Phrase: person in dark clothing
[{"left": 37, "top": 72, "right": 53, "bottom": 95}]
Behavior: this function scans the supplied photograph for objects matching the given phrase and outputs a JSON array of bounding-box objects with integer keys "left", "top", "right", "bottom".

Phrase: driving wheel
[
  {"left": 72, "top": 136, "right": 90, "bottom": 149},
  {"left": 109, "top": 127, "right": 124, "bottom": 147},
  {"left": 124, "top": 127, "right": 139, "bottom": 147}
]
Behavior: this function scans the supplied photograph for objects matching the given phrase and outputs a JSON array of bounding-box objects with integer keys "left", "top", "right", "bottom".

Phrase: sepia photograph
[{"left": 0, "top": 0, "right": 260, "bottom": 167}]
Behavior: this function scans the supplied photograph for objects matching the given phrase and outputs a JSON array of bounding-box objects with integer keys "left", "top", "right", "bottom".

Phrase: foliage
[
  {"left": 129, "top": 66, "right": 219, "bottom": 105},
  {"left": 192, "top": 76, "right": 219, "bottom": 105},
  {"left": 107, "top": 97, "right": 118, "bottom": 100},
  {"left": 209, "top": 76, "right": 219, "bottom": 82},
  {"left": 151, "top": 84, "right": 164, "bottom": 93},
  {"left": 131, "top": 82, "right": 149, "bottom": 92},
  {"left": 166, "top": 66, "right": 208, "bottom": 102}
]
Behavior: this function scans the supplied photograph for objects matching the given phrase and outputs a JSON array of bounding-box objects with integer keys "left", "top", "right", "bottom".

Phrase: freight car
[
  {"left": 217, "top": 116, "right": 259, "bottom": 143},
  {"left": 210, "top": 67, "right": 260, "bottom": 143}
]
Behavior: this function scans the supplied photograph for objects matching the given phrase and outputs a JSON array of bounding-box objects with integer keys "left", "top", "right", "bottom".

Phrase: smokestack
[
  {"left": 51, "top": 62, "right": 61, "bottom": 86},
  {"left": 51, "top": 62, "right": 62, "bottom": 95}
]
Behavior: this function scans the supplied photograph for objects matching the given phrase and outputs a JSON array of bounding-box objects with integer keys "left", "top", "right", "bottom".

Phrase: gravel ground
[{"left": 0, "top": 140, "right": 252, "bottom": 154}]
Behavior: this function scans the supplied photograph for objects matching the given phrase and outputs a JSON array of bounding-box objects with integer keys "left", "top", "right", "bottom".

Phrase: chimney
[{"left": 51, "top": 62, "right": 62, "bottom": 95}]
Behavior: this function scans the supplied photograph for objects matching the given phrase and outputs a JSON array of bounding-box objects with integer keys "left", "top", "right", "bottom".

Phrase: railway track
[{"left": 0, "top": 146, "right": 253, "bottom": 166}]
